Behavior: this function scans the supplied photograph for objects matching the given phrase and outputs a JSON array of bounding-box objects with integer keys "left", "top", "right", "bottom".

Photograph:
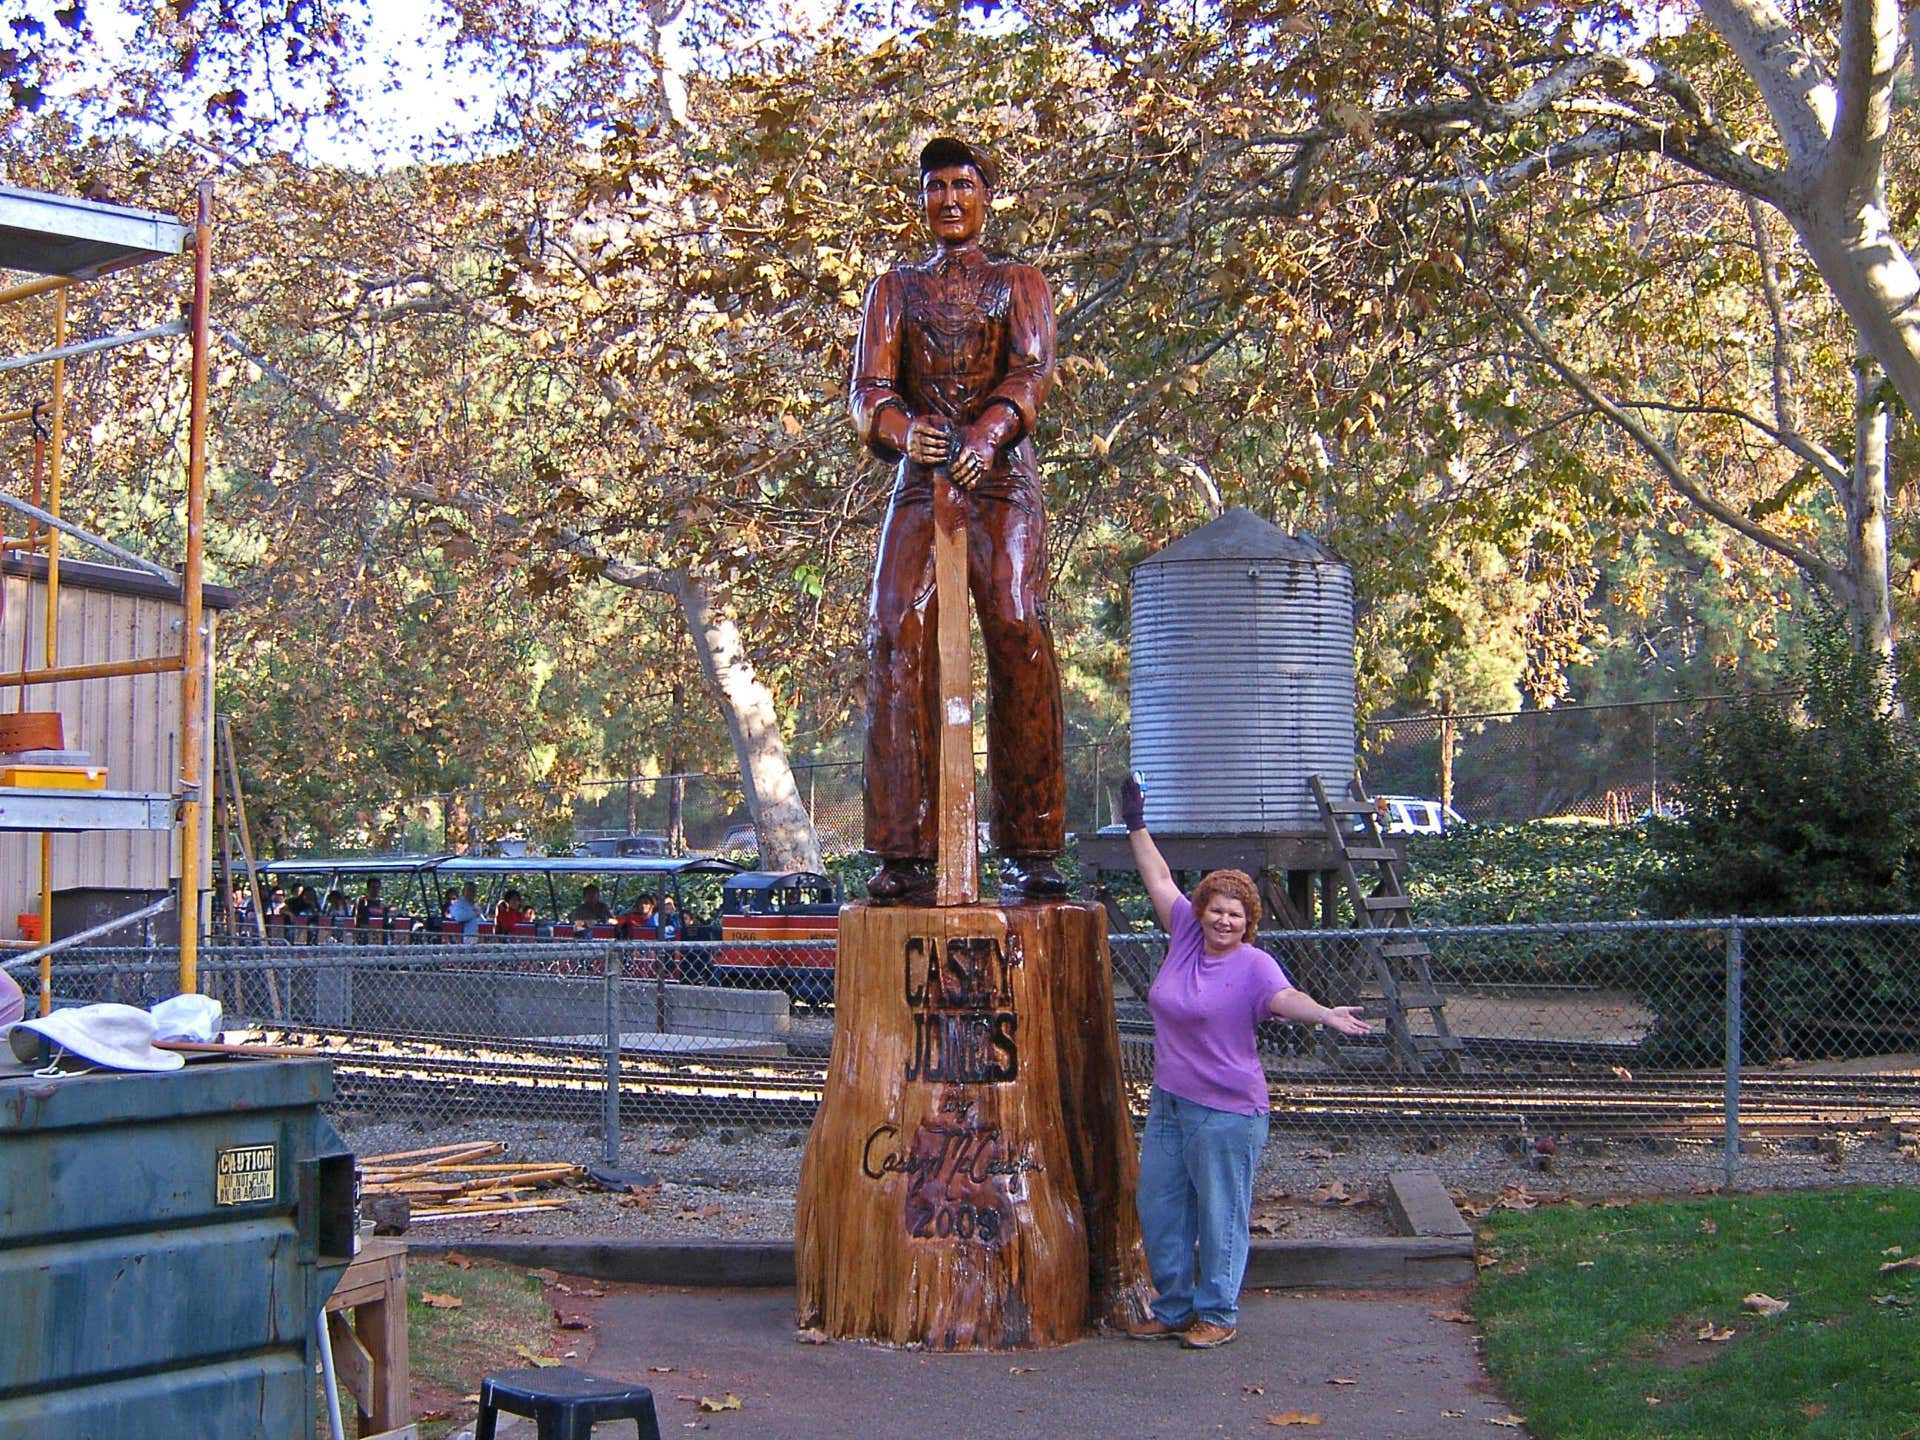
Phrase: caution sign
[{"left": 216, "top": 1143, "right": 277, "bottom": 1205}]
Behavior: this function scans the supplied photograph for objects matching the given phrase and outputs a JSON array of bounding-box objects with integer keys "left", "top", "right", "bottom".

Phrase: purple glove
[{"left": 1120, "top": 773, "right": 1147, "bottom": 832}]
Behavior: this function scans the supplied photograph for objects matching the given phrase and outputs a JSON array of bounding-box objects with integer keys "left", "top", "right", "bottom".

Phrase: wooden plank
[{"left": 930, "top": 468, "right": 977, "bottom": 907}]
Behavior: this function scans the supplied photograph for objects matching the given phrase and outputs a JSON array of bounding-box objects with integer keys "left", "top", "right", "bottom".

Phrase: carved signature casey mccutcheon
[{"left": 861, "top": 1119, "right": 1040, "bottom": 1243}]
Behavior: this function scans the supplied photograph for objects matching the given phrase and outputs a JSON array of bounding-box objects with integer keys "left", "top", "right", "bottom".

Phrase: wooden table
[{"left": 324, "top": 1236, "right": 410, "bottom": 1435}]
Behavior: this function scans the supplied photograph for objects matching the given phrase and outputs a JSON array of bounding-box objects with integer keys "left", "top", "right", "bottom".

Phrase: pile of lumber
[{"left": 358, "top": 1141, "right": 582, "bottom": 1222}]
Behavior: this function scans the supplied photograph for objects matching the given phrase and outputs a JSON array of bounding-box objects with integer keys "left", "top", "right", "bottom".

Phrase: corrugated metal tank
[{"left": 1130, "top": 508, "right": 1354, "bottom": 833}]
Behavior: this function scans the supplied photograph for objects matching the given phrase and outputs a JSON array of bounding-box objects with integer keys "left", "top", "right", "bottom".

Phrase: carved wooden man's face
[{"left": 920, "top": 162, "right": 988, "bottom": 246}]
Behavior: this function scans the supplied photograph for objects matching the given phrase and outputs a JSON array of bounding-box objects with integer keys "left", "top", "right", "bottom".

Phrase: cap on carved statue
[{"left": 919, "top": 137, "right": 997, "bottom": 190}]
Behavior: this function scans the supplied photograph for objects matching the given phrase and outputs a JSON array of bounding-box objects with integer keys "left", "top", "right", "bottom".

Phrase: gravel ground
[{"left": 332, "top": 1108, "right": 1920, "bottom": 1247}]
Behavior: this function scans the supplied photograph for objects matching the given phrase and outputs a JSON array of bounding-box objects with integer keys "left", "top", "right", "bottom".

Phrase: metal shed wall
[{"left": 0, "top": 568, "right": 216, "bottom": 933}]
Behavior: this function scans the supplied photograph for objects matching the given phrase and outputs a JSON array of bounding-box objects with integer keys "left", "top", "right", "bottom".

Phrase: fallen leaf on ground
[
  {"left": 1432, "top": 1307, "right": 1473, "bottom": 1324},
  {"left": 1743, "top": 1293, "right": 1790, "bottom": 1317},
  {"left": 1872, "top": 1294, "right": 1913, "bottom": 1309},
  {"left": 1494, "top": 1184, "right": 1540, "bottom": 1212},
  {"left": 1883, "top": 1245, "right": 1904, "bottom": 1257},
  {"left": 1299, "top": 1147, "right": 1334, "bottom": 1162},
  {"left": 1575, "top": 1261, "right": 1595, "bottom": 1268},
  {"left": 1696, "top": 1321, "right": 1736, "bottom": 1342},
  {"left": 1440, "top": 1411, "right": 1464, "bottom": 1419},
  {"left": 442, "top": 1252, "right": 476, "bottom": 1269},
  {"left": 419, "top": 1292, "right": 463, "bottom": 1310},
  {"left": 696, "top": 1394, "right": 743, "bottom": 1413},
  {"left": 795, "top": 1327, "right": 830, "bottom": 1345},
  {"left": 1250, "top": 1211, "right": 1293, "bottom": 1235},
  {"left": 1242, "top": 1384, "right": 1265, "bottom": 1396},
  {"left": 649, "top": 1365, "right": 675, "bottom": 1373},
  {"left": 1487, "top": 1416, "right": 1526, "bottom": 1428},
  {"left": 1307, "top": 1182, "right": 1356, "bottom": 1205},
  {"left": 1880, "top": 1256, "right": 1920, "bottom": 1273},
  {"left": 555, "top": 1311, "right": 592, "bottom": 1330},
  {"left": 650, "top": 1139, "right": 687, "bottom": 1156},
  {"left": 1327, "top": 1377, "right": 1358, "bottom": 1386},
  {"left": 514, "top": 1346, "right": 561, "bottom": 1367},
  {"left": 1699, "top": 1217, "right": 1718, "bottom": 1234},
  {"left": 1474, "top": 1255, "right": 1501, "bottom": 1269},
  {"left": 1265, "top": 1413, "right": 1323, "bottom": 1427},
  {"left": 531, "top": 1268, "right": 559, "bottom": 1282},
  {"left": 1008, "top": 1365, "right": 1038, "bottom": 1374}
]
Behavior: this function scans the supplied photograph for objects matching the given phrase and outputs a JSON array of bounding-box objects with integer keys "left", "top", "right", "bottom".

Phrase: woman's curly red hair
[{"left": 1190, "top": 868, "right": 1261, "bottom": 945}]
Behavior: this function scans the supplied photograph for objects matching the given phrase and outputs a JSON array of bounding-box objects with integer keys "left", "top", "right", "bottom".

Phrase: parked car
[
  {"left": 576, "top": 832, "right": 674, "bottom": 858},
  {"left": 714, "top": 870, "right": 838, "bottom": 1001},
  {"left": 1374, "top": 795, "right": 1465, "bottom": 836}
]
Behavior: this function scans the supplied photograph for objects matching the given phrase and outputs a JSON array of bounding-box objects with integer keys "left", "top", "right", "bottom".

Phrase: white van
[{"left": 1376, "top": 796, "right": 1465, "bottom": 835}]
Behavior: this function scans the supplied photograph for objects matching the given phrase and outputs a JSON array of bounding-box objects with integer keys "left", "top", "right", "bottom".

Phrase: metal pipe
[
  {"left": 177, "top": 181, "right": 212, "bottom": 995},
  {"left": 0, "top": 490, "right": 176, "bottom": 579},
  {"left": 603, "top": 945, "right": 622, "bottom": 1168},
  {"left": 39, "top": 291, "right": 66, "bottom": 978},
  {"left": 0, "top": 317, "right": 188, "bottom": 375},
  {"left": 0, "top": 275, "right": 72, "bottom": 306},
  {"left": 10, "top": 892, "right": 179, "bottom": 1011},
  {"left": 1724, "top": 921, "right": 1744, "bottom": 1188},
  {"left": 0, "top": 653, "right": 185, "bottom": 688}
]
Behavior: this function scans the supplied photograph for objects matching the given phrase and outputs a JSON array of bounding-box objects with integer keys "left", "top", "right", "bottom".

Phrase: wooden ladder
[{"left": 1310, "top": 774, "right": 1462, "bottom": 1074}]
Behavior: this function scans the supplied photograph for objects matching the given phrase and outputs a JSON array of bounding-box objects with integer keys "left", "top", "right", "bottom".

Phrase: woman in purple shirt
[{"left": 1121, "top": 775, "right": 1371, "bottom": 1349}]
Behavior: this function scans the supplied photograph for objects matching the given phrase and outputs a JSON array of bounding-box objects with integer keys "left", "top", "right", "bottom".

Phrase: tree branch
[
  {"left": 1829, "top": 0, "right": 1900, "bottom": 198},
  {"left": 1500, "top": 300, "right": 1845, "bottom": 588},
  {"left": 1698, "top": 0, "right": 1837, "bottom": 168}
]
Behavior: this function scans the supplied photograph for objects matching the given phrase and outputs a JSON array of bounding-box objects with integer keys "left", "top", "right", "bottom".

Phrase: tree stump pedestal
[{"left": 795, "top": 900, "right": 1151, "bottom": 1349}]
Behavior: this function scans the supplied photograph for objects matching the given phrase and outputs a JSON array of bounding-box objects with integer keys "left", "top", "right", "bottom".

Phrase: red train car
[{"left": 715, "top": 871, "right": 838, "bottom": 1001}]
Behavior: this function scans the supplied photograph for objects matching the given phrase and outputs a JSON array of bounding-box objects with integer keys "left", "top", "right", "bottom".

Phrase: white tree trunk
[
  {"left": 673, "top": 570, "right": 824, "bottom": 873},
  {"left": 1850, "top": 360, "right": 1898, "bottom": 694},
  {"left": 1786, "top": 201, "right": 1920, "bottom": 419}
]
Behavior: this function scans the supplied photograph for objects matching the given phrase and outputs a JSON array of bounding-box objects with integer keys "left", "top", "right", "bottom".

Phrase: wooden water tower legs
[{"left": 795, "top": 901, "right": 1151, "bottom": 1349}]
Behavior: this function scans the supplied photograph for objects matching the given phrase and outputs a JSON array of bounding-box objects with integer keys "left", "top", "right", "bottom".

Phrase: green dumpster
[{"left": 0, "top": 1057, "right": 355, "bottom": 1439}]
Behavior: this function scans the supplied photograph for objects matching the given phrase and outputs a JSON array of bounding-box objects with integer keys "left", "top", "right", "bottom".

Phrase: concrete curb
[{"left": 410, "top": 1173, "right": 1477, "bottom": 1292}]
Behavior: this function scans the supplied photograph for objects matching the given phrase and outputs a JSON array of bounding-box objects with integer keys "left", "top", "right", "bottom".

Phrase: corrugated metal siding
[
  {"left": 0, "top": 570, "right": 214, "bottom": 932},
  {"left": 1130, "top": 555, "right": 1355, "bottom": 833}
]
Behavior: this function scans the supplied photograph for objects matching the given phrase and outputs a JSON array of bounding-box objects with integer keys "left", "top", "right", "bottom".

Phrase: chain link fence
[
  {"left": 1362, "top": 698, "right": 1748, "bottom": 823},
  {"left": 11, "top": 911, "right": 1918, "bottom": 1224}
]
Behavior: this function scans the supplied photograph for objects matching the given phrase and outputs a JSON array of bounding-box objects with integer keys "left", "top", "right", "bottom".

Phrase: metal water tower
[{"left": 1078, "top": 508, "right": 1358, "bottom": 929}]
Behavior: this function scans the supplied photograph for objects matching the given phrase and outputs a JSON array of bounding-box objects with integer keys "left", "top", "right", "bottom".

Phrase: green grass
[
  {"left": 323, "top": 1255, "right": 558, "bottom": 1439},
  {"left": 1474, "top": 1188, "right": 1920, "bottom": 1439}
]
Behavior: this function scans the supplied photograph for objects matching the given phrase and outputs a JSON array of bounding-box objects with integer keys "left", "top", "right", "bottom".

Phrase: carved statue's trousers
[{"left": 865, "top": 468, "right": 1065, "bottom": 861}]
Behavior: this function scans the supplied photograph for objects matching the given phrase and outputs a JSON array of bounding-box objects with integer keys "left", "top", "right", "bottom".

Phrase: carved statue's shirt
[{"left": 849, "top": 244, "right": 1055, "bottom": 487}]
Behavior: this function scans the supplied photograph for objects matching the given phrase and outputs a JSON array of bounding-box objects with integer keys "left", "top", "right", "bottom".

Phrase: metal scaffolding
[{"left": 0, "top": 181, "right": 212, "bottom": 1009}]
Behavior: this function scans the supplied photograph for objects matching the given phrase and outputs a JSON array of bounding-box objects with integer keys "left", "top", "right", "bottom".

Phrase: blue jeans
[{"left": 1136, "top": 1085, "right": 1269, "bottom": 1327}]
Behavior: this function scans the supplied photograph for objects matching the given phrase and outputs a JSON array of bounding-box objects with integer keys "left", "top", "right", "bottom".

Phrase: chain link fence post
[
  {"left": 603, "top": 942, "right": 621, "bottom": 1169},
  {"left": 1725, "top": 920, "right": 1744, "bottom": 1188}
]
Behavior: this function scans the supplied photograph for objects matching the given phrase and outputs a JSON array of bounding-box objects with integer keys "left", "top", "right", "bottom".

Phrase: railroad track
[{"left": 255, "top": 1028, "right": 1920, "bottom": 1141}]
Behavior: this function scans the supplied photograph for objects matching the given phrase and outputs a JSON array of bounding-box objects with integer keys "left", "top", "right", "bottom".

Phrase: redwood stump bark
[{"left": 795, "top": 900, "right": 1151, "bottom": 1349}]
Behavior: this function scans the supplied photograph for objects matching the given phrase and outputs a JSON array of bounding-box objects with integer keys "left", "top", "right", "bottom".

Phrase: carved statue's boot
[
  {"left": 1000, "top": 854, "right": 1069, "bottom": 902},
  {"left": 868, "top": 857, "right": 935, "bottom": 905}
]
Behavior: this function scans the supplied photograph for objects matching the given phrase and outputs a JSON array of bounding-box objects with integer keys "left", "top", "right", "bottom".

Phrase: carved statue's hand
[
  {"left": 950, "top": 422, "right": 999, "bottom": 490},
  {"left": 905, "top": 416, "right": 954, "bottom": 468}
]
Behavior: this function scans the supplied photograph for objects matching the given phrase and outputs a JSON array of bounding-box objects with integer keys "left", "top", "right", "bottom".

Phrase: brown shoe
[
  {"left": 1126, "top": 1314, "right": 1192, "bottom": 1341},
  {"left": 1181, "top": 1320, "right": 1238, "bottom": 1349}
]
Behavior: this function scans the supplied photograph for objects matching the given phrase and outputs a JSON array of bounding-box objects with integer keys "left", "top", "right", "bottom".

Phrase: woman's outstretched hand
[
  {"left": 1322, "top": 1006, "right": 1372, "bottom": 1036},
  {"left": 1120, "top": 772, "right": 1147, "bottom": 832}
]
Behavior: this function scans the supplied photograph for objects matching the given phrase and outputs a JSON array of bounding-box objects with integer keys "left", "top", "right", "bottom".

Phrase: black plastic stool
[{"left": 475, "top": 1366, "right": 662, "bottom": 1440}]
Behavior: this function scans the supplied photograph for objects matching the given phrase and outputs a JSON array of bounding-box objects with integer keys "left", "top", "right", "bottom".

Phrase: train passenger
[
  {"left": 353, "top": 878, "right": 390, "bottom": 942},
  {"left": 447, "top": 881, "right": 484, "bottom": 944},
  {"left": 569, "top": 884, "right": 613, "bottom": 926},
  {"left": 617, "top": 893, "right": 658, "bottom": 939},
  {"left": 494, "top": 888, "right": 533, "bottom": 933}
]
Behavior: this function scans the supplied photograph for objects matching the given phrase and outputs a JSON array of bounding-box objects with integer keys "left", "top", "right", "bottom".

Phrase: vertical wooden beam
[
  {"left": 931, "top": 467, "right": 977, "bottom": 907},
  {"left": 177, "top": 181, "right": 213, "bottom": 994}
]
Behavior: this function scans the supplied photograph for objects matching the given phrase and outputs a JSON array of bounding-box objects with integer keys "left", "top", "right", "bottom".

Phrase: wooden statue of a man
[{"left": 850, "top": 137, "right": 1068, "bottom": 905}]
